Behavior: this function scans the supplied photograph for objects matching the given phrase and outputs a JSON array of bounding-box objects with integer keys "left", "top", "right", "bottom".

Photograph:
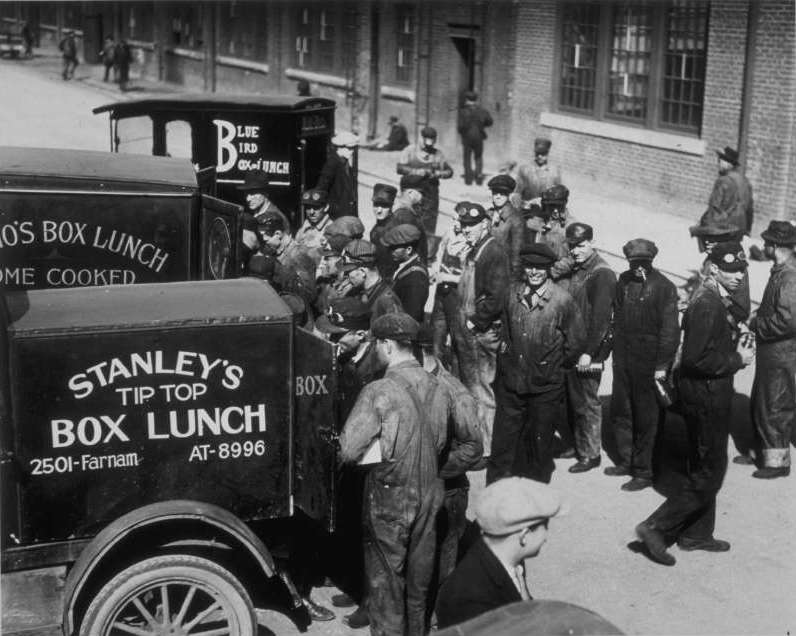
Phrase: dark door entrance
[{"left": 451, "top": 36, "right": 476, "bottom": 106}]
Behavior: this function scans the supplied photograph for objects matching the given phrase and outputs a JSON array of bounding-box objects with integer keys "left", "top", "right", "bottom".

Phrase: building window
[
  {"left": 219, "top": 1, "right": 268, "bottom": 61},
  {"left": 395, "top": 5, "right": 415, "bottom": 84},
  {"left": 317, "top": 9, "right": 335, "bottom": 71},
  {"left": 169, "top": 5, "right": 202, "bottom": 49},
  {"left": 558, "top": 1, "right": 709, "bottom": 135},
  {"left": 294, "top": 4, "right": 356, "bottom": 73}
]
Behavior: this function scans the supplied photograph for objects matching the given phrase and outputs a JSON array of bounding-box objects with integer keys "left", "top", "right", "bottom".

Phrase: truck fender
[{"left": 61, "top": 500, "right": 276, "bottom": 635}]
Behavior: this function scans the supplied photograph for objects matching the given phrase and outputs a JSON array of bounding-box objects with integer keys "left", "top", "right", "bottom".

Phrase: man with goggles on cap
[{"left": 635, "top": 241, "right": 754, "bottom": 566}]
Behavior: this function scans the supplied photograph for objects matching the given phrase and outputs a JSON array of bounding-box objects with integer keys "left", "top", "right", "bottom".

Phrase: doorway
[{"left": 451, "top": 36, "right": 476, "bottom": 106}]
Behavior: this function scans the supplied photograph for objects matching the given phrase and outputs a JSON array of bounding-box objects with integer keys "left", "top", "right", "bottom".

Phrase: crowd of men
[{"left": 234, "top": 130, "right": 796, "bottom": 633}]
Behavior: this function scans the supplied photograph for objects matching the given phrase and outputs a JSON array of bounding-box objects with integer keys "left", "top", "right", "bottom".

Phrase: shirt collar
[
  {"left": 393, "top": 254, "right": 420, "bottom": 279},
  {"left": 520, "top": 281, "right": 551, "bottom": 309}
]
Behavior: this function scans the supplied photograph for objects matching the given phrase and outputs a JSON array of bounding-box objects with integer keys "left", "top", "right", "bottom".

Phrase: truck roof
[
  {"left": 0, "top": 147, "right": 197, "bottom": 191},
  {"left": 5, "top": 279, "right": 293, "bottom": 336},
  {"left": 93, "top": 94, "right": 336, "bottom": 118}
]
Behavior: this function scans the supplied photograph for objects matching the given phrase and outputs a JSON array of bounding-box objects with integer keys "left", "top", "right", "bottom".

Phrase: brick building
[{"left": 3, "top": 1, "right": 794, "bottom": 229}]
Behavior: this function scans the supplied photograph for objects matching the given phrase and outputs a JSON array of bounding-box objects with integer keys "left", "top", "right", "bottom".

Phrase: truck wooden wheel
[{"left": 79, "top": 554, "right": 257, "bottom": 636}]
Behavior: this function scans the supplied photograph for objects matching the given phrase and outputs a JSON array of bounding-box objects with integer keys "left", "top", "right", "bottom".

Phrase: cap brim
[{"left": 760, "top": 231, "right": 796, "bottom": 246}]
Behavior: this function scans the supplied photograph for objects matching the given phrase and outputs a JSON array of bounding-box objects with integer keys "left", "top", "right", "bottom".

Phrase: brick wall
[{"left": 745, "top": 0, "right": 796, "bottom": 224}]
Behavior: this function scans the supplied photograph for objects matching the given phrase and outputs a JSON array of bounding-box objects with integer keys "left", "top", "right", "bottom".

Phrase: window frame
[
  {"left": 394, "top": 4, "right": 417, "bottom": 86},
  {"left": 553, "top": 1, "right": 709, "bottom": 136}
]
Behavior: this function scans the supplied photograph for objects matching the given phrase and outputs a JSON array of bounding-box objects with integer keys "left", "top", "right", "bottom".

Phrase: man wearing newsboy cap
[
  {"left": 435, "top": 477, "right": 565, "bottom": 629},
  {"left": 635, "top": 241, "right": 754, "bottom": 566},
  {"left": 315, "top": 130, "right": 359, "bottom": 218},
  {"left": 749, "top": 220, "right": 796, "bottom": 479},
  {"left": 487, "top": 243, "right": 586, "bottom": 485},
  {"left": 698, "top": 145, "right": 754, "bottom": 240}
]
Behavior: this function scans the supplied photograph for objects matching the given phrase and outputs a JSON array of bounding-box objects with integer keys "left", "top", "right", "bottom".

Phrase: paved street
[{"left": 1, "top": 52, "right": 795, "bottom": 636}]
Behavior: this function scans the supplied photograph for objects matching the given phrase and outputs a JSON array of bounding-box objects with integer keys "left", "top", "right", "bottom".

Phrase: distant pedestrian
[
  {"left": 114, "top": 39, "right": 132, "bottom": 91},
  {"left": 750, "top": 220, "right": 796, "bottom": 480},
  {"left": 316, "top": 131, "right": 359, "bottom": 218},
  {"left": 21, "top": 21, "right": 34, "bottom": 58},
  {"left": 514, "top": 137, "right": 562, "bottom": 210},
  {"left": 397, "top": 126, "right": 453, "bottom": 234},
  {"left": 457, "top": 91, "right": 493, "bottom": 186},
  {"left": 606, "top": 239, "right": 680, "bottom": 491},
  {"left": 100, "top": 35, "right": 116, "bottom": 82},
  {"left": 699, "top": 146, "right": 754, "bottom": 248},
  {"left": 435, "top": 477, "right": 565, "bottom": 629},
  {"left": 635, "top": 242, "right": 753, "bottom": 566},
  {"left": 297, "top": 78, "right": 311, "bottom": 96},
  {"left": 365, "top": 115, "right": 410, "bottom": 151},
  {"left": 59, "top": 30, "right": 78, "bottom": 80}
]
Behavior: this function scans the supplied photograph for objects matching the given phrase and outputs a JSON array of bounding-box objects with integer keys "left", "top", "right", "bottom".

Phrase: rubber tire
[{"left": 79, "top": 553, "right": 257, "bottom": 636}]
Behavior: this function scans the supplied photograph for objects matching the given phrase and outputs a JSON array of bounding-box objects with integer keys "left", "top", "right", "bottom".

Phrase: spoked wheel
[{"left": 79, "top": 554, "right": 257, "bottom": 636}]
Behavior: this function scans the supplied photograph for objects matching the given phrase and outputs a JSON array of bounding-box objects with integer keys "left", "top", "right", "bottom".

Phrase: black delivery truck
[
  {"left": 1, "top": 279, "right": 338, "bottom": 635},
  {"left": 0, "top": 146, "right": 243, "bottom": 292}
]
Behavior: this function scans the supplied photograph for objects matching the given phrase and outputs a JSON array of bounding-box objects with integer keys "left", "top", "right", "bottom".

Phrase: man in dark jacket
[
  {"left": 383, "top": 224, "right": 429, "bottom": 323},
  {"left": 339, "top": 313, "right": 446, "bottom": 636},
  {"left": 316, "top": 131, "right": 359, "bottom": 218},
  {"left": 397, "top": 126, "right": 453, "bottom": 234},
  {"left": 487, "top": 174, "right": 525, "bottom": 278},
  {"left": 562, "top": 223, "right": 617, "bottom": 474},
  {"left": 436, "top": 477, "right": 564, "bottom": 629},
  {"left": 514, "top": 137, "right": 562, "bottom": 210},
  {"left": 606, "top": 239, "right": 680, "bottom": 491},
  {"left": 457, "top": 91, "right": 493, "bottom": 186},
  {"left": 340, "top": 239, "right": 404, "bottom": 326},
  {"left": 369, "top": 183, "right": 428, "bottom": 280},
  {"left": 453, "top": 203, "right": 510, "bottom": 458},
  {"left": 487, "top": 243, "right": 585, "bottom": 484},
  {"left": 635, "top": 242, "right": 754, "bottom": 566},
  {"left": 59, "top": 30, "right": 78, "bottom": 80},
  {"left": 699, "top": 146, "right": 754, "bottom": 238},
  {"left": 751, "top": 220, "right": 796, "bottom": 479}
]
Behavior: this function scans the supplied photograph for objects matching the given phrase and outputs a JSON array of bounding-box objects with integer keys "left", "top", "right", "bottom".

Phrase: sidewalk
[{"left": 28, "top": 46, "right": 772, "bottom": 303}]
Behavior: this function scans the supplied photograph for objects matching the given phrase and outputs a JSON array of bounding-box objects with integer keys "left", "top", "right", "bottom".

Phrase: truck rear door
[{"left": 199, "top": 194, "right": 242, "bottom": 281}]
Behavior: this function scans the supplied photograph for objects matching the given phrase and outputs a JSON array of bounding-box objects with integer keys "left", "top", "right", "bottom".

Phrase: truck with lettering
[
  {"left": 92, "top": 94, "right": 353, "bottom": 228},
  {"left": 0, "top": 146, "right": 242, "bottom": 292},
  {"left": 1, "top": 278, "right": 338, "bottom": 635}
]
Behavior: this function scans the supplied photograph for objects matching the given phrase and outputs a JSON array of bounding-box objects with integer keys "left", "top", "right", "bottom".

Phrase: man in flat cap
[
  {"left": 457, "top": 90, "right": 494, "bottom": 186},
  {"left": 488, "top": 174, "right": 525, "bottom": 278},
  {"left": 340, "top": 239, "right": 404, "bottom": 326},
  {"left": 561, "top": 223, "right": 617, "bottom": 474},
  {"left": 395, "top": 174, "right": 426, "bottom": 218},
  {"left": 59, "top": 29, "right": 79, "bottom": 80},
  {"left": 382, "top": 223, "right": 429, "bottom": 323},
  {"left": 750, "top": 220, "right": 796, "bottom": 479},
  {"left": 314, "top": 216, "right": 366, "bottom": 315},
  {"left": 699, "top": 145, "right": 754, "bottom": 246},
  {"left": 316, "top": 131, "right": 359, "bottom": 218},
  {"left": 606, "top": 239, "right": 679, "bottom": 491},
  {"left": 435, "top": 477, "right": 564, "bottom": 629},
  {"left": 238, "top": 169, "right": 291, "bottom": 230},
  {"left": 256, "top": 212, "right": 316, "bottom": 295},
  {"left": 370, "top": 183, "right": 428, "bottom": 280},
  {"left": 295, "top": 187, "right": 333, "bottom": 265},
  {"left": 453, "top": 202, "right": 511, "bottom": 455},
  {"left": 514, "top": 137, "right": 562, "bottom": 211},
  {"left": 365, "top": 114, "right": 410, "bottom": 151},
  {"left": 339, "top": 312, "right": 447, "bottom": 635},
  {"left": 397, "top": 125, "right": 453, "bottom": 234},
  {"left": 525, "top": 185, "right": 571, "bottom": 274},
  {"left": 635, "top": 241, "right": 754, "bottom": 566},
  {"left": 488, "top": 243, "right": 586, "bottom": 485}
]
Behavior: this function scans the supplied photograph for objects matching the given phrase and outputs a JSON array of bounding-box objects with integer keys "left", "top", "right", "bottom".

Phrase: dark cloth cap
[
  {"left": 519, "top": 243, "right": 557, "bottom": 267},
  {"left": 622, "top": 238, "right": 658, "bottom": 260},
  {"left": 382, "top": 223, "right": 422, "bottom": 247},
  {"left": 689, "top": 222, "right": 743, "bottom": 242},
  {"left": 257, "top": 211, "right": 286, "bottom": 234},
  {"left": 372, "top": 182, "right": 398, "bottom": 206},
  {"left": 457, "top": 202, "right": 488, "bottom": 226},
  {"left": 464, "top": 90, "right": 478, "bottom": 101},
  {"left": 325, "top": 216, "right": 365, "bottom": 240},
  {"left": 400, "top": 174, "right": 426, "bottom": 191},
  {"left": 341, "top": 239, "right": 377, "bottom": 270},
  {"left": 316, "top": 297, "right": 371, "bottom": 334},
  {"left": 761, "top": 220, "right": 796, "bottom": 247},
  {"left": 534, "top": 137, "right": 552, "bottom": 154},
  {"left": 388, "top": 115, "right": 399, "bottom": 123},
  {"left": 542, "top": 184, "right": 569, "bottom": 204},
  {"left": 421, "top": 126, "right": 437, "bottom": 139},
  {"left": 565, "top": 222, "right": 594, "bottom": 246},
  {"left": 708, "top": 241, "right": 748, "bottom": 272},
  {"left": 487, "top": 174, "right": 517, "bottom": 194},
  {"left": 247, "top": 253, "right": 276, "bottom": 279},
  {"left": 371, "top": 312, "right": 419, "bottom": 342},
  {"left": 237, "top": 169, "right": 270, "bottom": 191},
  {"left": 301, "top": 188, "right": 328, "bottom": 207},
  {"left": 716, "top": 145, "right": 740, "bottom": 166}
]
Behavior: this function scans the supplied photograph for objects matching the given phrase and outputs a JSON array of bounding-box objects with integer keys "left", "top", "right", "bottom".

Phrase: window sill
[
  {"left": 285, "top": 67, "right": 349, "bottom": 90},
  {"left": 540, "top": 111, "right": 706, "bottom": 156},
  {"left": 166, "top": 47, "right": 205, "bottom": 61},
  {"left": 380, "top": 85, "right": 415, "bottom": 103},
  {"left": 128, "top": 39, "right": 155, "bottom": 52},
  {"left": 216, "top": 55, "right": 269, "bottom": 74}
]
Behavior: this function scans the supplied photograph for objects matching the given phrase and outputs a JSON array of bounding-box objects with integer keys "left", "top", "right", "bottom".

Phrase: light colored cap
[
  {"left": 476, "top": 477, "right": 566, "bottom": 536},
  {"left": 332, "top": 131, "right": 360, "bottom": 147}
]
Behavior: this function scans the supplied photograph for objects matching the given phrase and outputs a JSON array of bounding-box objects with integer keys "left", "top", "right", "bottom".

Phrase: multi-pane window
[
  {"left": 395, "top": 5, "right": 415, "bottom": 84},
  {"left": 295, "top": 7, "right": 312, "bottom": 67},
  {"left": 120, "top": 4, "right": 154, "bottom": 42},
  {"left": 219, "top": 1, "right": 268, "bottom": 61},
  {"left": 558, "top": 1, "right": 709, "bottom": 134},
  {"left": 169, "top": 5, "right": 202, "bottom": 49},
  {"left": 294, "top": 5, "right": 356, "bottom": 73},
  {"left": 316, "top": 9, "right": 335, "bottom": 70}
]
